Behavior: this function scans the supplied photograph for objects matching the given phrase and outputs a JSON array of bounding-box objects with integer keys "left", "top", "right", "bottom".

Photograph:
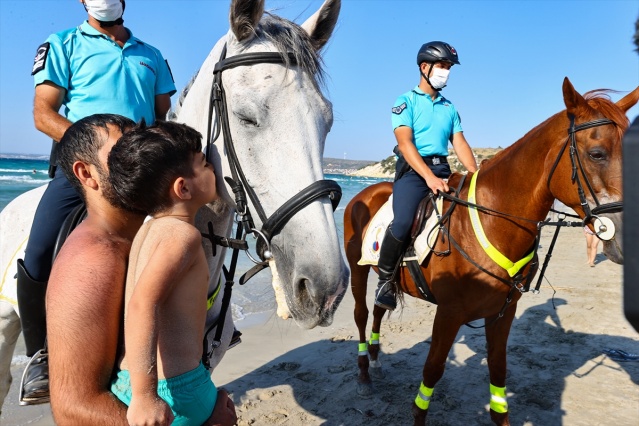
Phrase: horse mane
[
  {"left": 479, "top": 89, "right": 630, "bottom": 168},
  {"left": 583, "top": 89, "right": 630, "bottom": 139},
  {"left": 169, "top": 12, "right": 325, "bottom": 121},
  {"left": 246, "top": 13, "right": 326, "bottom": 88},
  {"left": 168, "top": 70, "right": 199, "bottom": 121}
]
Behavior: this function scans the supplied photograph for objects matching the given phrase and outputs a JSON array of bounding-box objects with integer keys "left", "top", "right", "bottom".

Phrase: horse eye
[
  {"left": 588, "top": 149, "right": 607, "bottom": 161},
  {"left": 234, "top": 113, "right": 258, "bottom": 127}
]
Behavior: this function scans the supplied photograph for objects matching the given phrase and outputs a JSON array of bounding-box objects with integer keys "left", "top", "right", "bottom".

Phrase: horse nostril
[{"left": 295, "top": 277, "right": 316, "bottom": 307}]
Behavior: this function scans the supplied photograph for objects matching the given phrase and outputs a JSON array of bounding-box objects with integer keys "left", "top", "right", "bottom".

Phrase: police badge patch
[
  {"left": 392, "top": 102, "right": 407, "bottom": 115},
  {"left": 32, "top": 42, "right": 50, "bottom": 75}
]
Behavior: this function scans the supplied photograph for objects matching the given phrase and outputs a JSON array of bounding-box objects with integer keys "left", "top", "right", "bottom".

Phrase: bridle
[
  {"left": 205, "top": 43, "right": 342, "bottom": 264},
  {"left": 547, "top": 115, "right": 621, "bottom": 234},
  {"left": 199, "top": 43, "right": 342, "bottom": 365}
]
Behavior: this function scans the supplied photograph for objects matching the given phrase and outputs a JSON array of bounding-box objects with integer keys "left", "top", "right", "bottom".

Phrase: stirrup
[
  {"left": 374, "top": 283, "right": 397, "bottom": 311},
  {"left": 19, "top": 349, "right": 50, "bottom": 406},
  {"left": 228, "top": 329, "right": 242, "bottom": 350}
]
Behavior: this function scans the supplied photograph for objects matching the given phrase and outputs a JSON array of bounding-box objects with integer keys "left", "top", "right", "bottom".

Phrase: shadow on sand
[{"left": 222, "top": 297, "right": 638, "bottom": 425}]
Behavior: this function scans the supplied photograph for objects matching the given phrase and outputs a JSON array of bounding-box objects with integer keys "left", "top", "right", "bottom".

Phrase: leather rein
[
  {"left": 200, "top": 44, "right": 342, "bottom": 365},
  {"left": 427, "top": 117, "right": 618, "bottom": 327}
]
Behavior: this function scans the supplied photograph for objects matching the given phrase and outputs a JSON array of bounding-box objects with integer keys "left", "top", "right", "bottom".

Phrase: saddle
[{"left": 359, "top": 193, "right": 442, "bottom": 304}]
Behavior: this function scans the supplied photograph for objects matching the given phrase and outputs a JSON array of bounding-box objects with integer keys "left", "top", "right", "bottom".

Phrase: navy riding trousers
[
  {"left": 23, "top": 167, "right": 83, "bottom": 281},
  {"left": 390, "top": 163, "right": 451, "bottom": 242}
]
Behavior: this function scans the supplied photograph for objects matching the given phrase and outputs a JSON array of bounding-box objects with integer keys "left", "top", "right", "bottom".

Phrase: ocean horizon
[{"left": 0, "top": 156, "right": 389, "bottom": 323}]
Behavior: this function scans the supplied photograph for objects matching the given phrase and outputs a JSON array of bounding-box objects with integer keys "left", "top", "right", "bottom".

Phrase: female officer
[{"left": 375, "top": 41, "right": 478, "bottom": 310}]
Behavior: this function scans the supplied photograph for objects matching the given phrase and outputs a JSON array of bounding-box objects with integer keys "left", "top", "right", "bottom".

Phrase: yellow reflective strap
[
  {"left": 468, "top": 171, "right": 535, "bottom": 277},
  {"left": 358, "top": 342, "right": 368, "bottom": 355},
  {"left": 369, "top": 332, "right": 380, "bottom": 345},
  {"left": 414, "top": 382, "right": 433, "bottom": 410},
  {"left": 207, "top": 276, "right": 222, "bottom": 310},
  {"left": 489, "top": 384, "right": 508, "bottom": 413}
]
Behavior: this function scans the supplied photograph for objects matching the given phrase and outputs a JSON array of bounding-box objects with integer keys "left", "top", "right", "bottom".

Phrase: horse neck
[{"left": 468, "top": 115, "right": 566, "bottom": 255}]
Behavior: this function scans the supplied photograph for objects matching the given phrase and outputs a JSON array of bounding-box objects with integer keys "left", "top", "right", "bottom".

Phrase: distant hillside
[
  {"left": 346, "top": 147, "right": 503, "bottom": 178},
  {"left": 322, "top": 158, "right": 377, "bottom": 175}
]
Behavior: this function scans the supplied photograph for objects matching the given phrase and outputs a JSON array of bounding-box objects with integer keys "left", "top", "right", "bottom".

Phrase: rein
[
  {"left": 199, "top": 43, "right": 342, "bottom": 365},
  {"left": 428, "top": 117, "right": 617, "bottom": 328}
]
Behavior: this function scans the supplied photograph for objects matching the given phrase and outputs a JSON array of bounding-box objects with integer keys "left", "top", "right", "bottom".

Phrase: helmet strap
[{"left": 420, "top": 63, "right": 443, "bottom": 92}]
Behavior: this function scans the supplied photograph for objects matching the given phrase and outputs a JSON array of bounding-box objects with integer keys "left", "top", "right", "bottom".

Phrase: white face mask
[
  {"left": 429, "top": 67, "right": 450, "bottom": 90},
  {"left": 84, "top": 0, "right": 123, "bottom": 22}
]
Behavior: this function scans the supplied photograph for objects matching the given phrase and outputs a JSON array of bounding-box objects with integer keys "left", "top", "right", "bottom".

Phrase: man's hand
[
  {"left": 127, "top": 395, "right": 174, "bottom": 426},
  {"left": 425, "top": 175, "right": 449, "bottom": 194},
  {"left": 204, "top": 388, "right": 237, "bottom": 426}
]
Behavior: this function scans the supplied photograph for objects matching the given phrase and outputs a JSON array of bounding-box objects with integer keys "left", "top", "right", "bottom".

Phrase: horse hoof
[
  {"left": 370, "top": 365, "right": 385, "bottom": 379},
  {"left": 357, "top": 382, "right": 374, "bottom": 397}
]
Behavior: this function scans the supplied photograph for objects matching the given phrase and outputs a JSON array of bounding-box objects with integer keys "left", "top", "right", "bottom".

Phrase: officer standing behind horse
[
  {"left": 374, "top": 42, "right": 478, "bottom": 311},
  {"left": 18, "top": 0, "right": 175, "bottom": 404}
]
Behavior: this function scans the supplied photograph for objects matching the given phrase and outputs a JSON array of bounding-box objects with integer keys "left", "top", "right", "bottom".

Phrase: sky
[{"left": 0, "top": 0, "right": 637, "bottom": 161}]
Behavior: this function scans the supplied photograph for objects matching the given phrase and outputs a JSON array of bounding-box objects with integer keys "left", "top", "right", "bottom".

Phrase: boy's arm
[
  {"left": 47, "top": 237, "right": 129, "bottom": 425},
  {"left": 125, "top": 229, "right": 200, "bottom": 426},
  {"left": 451, "top": 132, "right": 478, "bottom": 173}
]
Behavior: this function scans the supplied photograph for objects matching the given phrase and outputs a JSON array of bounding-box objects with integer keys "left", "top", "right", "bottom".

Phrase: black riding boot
[
  {"left": 16, "top": 259, "right": 47, "bottom": 356},
  {"left": 374, "top": 227, "right": 405, "bottom": 311},
  {"left": 16, "top": 259, "right": 49, "bottom": 405}
]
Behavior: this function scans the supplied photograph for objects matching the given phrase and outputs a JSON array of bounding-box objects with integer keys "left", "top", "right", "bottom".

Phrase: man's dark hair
[
  {"left": 107, "top": 120, "right": 203, "bottom": 215},
  {"left": 57, "top": 114, "right": 136, "bottom": 200}
]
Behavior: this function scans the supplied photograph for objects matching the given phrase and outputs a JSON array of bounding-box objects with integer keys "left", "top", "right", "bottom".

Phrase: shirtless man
[
  {"left": 47, "top": 114, "right": 236, "bottom": 425},
  {"left": 107, "top": 120, "right": 230, "bottom": 425}
]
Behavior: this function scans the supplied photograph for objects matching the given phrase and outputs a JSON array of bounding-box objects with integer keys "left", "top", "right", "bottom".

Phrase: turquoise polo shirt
[
  {"left": 391, "top": 86, "right": 462, "bottom": 157},
  {"left": 33, "top": 21, "right": 176, "bottom": 124}
]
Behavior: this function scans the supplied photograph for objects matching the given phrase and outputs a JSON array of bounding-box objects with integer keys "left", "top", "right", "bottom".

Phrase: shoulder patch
[
  {"left": 32, "top": 42, "right": 50, "bottom": 76},
  {"left": 392, "top": 102, "right": 407, "bottom": 115}
]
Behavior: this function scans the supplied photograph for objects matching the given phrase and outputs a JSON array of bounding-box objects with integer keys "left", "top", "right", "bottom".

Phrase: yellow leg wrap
[
  {"left": 414, "top": 382, "right": 434, "bottom": 410},
  {"left": 369, "top": 332, "right": 380, "bottom": 345},
  {"left": 489, "top": 384, "right": 508, "bottom": 413},
  {"left": 358, "top": 342, "right": 368, "bottom": 356}
]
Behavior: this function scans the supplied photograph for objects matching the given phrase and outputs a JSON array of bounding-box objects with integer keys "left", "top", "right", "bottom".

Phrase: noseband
[
  {"left": 547, "top": 115, "right": 620, "bottom": 225},
  {"left": 205, "top": 44, "right": 342, "bottom": 262}
]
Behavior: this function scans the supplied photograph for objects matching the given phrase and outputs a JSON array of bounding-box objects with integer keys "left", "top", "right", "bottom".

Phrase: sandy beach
[{"left": 2, "top": 225, "right": 638, "bottom": 425}]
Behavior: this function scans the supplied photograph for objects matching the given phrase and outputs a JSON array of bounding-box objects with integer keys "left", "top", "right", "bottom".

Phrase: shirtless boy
[
  {"left": 48, "top": 115, "right": 236, "bottom": 425},
  {"left": 107, "top": 120, "right": 228, "bottom": 425}
]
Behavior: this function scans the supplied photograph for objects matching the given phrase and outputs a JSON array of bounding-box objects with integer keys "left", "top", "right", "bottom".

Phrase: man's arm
[
  {"left": 47, "top": 233, "right": 128, "bottom": 425},
  {"left": 450, "top": 131, "right": 478, "bottom": 173},
  {"left": 154, "top": 94, "right": 172, "bottom": 121},
  {"left": 33, "top": 82, "right": 71, "bottom": 142},
  {"left": 395, "top": 126, "right": 449, "bottom": 193}
]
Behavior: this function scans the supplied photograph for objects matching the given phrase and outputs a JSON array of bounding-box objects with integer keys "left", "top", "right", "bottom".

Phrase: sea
[{"left": 0, "top": 154, "right": 390, "bottom": 325}]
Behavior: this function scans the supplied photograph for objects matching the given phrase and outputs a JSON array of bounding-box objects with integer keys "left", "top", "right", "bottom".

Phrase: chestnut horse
[{"left": 344, "top": 78, "right": 639, "bottom": 426}]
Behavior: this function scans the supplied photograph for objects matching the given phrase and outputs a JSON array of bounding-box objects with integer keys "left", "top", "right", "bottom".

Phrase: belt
[{"left": 421, "top": 155, "right": 448, "bottom": 166}]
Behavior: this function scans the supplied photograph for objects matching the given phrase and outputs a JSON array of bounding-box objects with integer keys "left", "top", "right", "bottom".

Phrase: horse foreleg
[
  {"left": 350, "top": 262, "right": 375, "bottom": 396},
  {"left": 412, "top": 309, "right": 461, "bottom": 426},
  {"left": 485, "top": 303, "right": 518, "bottom": 426},
  {"left": 0, "top": 301, "right": 21, "bottom": 411},
  {"left": 368, "top": 304, "right": 386, "bottom": 379}
]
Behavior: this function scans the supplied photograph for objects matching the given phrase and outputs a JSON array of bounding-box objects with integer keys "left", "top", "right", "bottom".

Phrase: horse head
[
  {"left": 549, "top": 78, "right": 639, "bottom": 264},
  {"left": 175, "top": 0, "right": 348, "bottom": 329}
]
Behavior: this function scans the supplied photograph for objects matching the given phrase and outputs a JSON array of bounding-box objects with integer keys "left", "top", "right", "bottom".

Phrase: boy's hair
[
  {"left": 107, "top": 120, "right": 204, "bottom": 215},
  {"left": 57, "top": 114, "right": 136, "bottom": 201}
]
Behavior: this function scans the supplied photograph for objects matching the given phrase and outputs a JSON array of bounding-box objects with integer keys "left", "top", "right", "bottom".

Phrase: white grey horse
[{"left": 0, "top": 0, "right": 346, "bottom": 410}]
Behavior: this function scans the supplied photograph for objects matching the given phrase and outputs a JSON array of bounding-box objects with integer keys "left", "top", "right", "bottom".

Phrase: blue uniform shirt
[
  {"left": 391, "top": 86, "right": 462, "bottom": 157},
  {"left": 32, "top": 21, "right": 176, "bottom": 124}
]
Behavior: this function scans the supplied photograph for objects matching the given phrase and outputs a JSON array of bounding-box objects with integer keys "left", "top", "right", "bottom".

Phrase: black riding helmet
[
  {"left": 417, "top": 41, "right": 459, "bottom": 91},
  {"left": 416, "top": 41, "right": 460, "bottom": 65}
]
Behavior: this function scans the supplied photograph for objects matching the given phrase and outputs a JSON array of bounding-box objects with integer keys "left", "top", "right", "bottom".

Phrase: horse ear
[
  {"left": 230, "top": 0, "right": 264, "bottom": 42},
  {"left": 301, "top": 0, "right": 341, "bottom": 51},
  {"left": 616, "top": 85, "right": 639, "bottom": 112},
  {"left": 562, "top": 77, "right": 587, "bottom": 116}
]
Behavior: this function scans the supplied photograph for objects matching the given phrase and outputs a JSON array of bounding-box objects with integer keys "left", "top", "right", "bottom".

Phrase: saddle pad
[{"left": 358, "top": 195, "right": 443, "bottom": 266}]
